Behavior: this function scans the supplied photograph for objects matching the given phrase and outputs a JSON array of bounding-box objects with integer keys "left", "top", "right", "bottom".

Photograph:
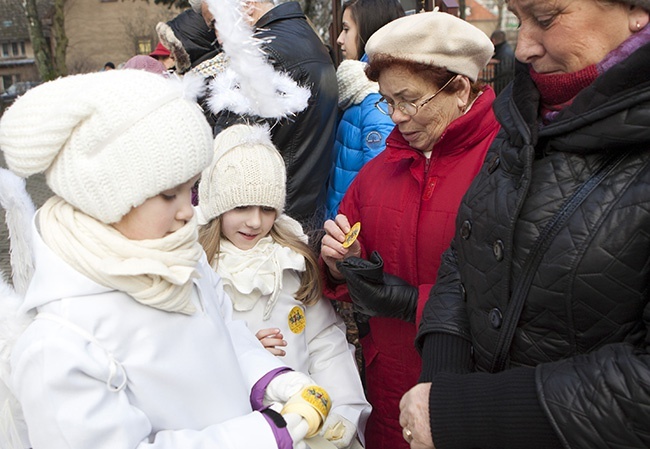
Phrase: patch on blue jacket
[{"left": 366, "top": 131, "right": 383, "bottom": 150}]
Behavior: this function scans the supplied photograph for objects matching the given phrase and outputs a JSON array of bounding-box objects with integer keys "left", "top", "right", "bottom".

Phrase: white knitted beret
[
  {"left": 198, "top": 124, "right": 286, "bottom": 221},
  {"left": 365, "top": 11, "right": 494, "bottom": 82},
  {"left": 0, "top": 70, "right": 213, "bottom": 224}
]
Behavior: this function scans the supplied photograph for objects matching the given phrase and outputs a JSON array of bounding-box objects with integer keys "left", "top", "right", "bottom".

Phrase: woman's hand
[
  {"left": 320, "top": 214, "right": 362, "bottom": 280},
  {"left": 399, "top": 383, "right": 435, "bottom": 449},
  {"left": 255, "top": 328, "right": 287, "bottom": 356}
]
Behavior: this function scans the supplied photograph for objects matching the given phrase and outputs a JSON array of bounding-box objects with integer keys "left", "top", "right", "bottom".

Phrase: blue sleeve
[{"left": 359, "top": 94, "right": 394, "bottom": 165}]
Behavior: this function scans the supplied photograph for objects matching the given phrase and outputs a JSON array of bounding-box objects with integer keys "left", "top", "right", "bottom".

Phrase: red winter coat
[{"left": 321, "top": 86, "right": 500, "bottom": 449}]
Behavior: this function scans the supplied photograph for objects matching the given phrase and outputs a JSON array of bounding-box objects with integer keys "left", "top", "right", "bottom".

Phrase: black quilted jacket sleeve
[
  {"left": 416, "top": 246, "right": 474, "bottom": 380},
  {"left": 537, "top": 342, "right": 650, "bottom": 448},
  {"left": 417, "top": 246, "right": 472, "bottom": 345}
]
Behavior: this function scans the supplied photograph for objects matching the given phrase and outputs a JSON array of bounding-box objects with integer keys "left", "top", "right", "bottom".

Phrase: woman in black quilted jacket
[{"left": 398, "top": 0, "right": 650, "bottom": 448}]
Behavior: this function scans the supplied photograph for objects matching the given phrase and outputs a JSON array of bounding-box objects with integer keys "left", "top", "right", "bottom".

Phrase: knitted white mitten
[
  {"left": 284, "top": 412, "right": 310, "bottom": 449},
  {"left": 264, "top": 371, "right": 315, "bottom": 406}
]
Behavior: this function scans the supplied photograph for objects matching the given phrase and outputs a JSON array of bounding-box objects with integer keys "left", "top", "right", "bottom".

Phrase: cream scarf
[
  {"left": 39, "top": 196, "right": 202, "bottom": 314},
  {"left": 337, "top": 59, "right": 379, "bottom": 110},
  {"left": 215, "top": 236, "right": 306, "bottom": 321}
]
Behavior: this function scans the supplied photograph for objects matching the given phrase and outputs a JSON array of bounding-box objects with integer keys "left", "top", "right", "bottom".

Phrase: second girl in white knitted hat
[{"left": 197, "top": 123, "right": 371, "bottom": 449}]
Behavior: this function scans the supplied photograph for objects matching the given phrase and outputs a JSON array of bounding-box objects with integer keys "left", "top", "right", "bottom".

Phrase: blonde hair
[{"left": 198, "top": 215, "right": 322, "bottom": 306}]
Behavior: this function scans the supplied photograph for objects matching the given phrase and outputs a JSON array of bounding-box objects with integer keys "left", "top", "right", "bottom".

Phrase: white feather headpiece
[{"left": 204, "top": 0, "right": 311, "bottom": 119}]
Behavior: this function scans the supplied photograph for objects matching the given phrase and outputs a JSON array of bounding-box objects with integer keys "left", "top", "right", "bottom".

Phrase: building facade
[
  {"left": 0, "top": 0, "right": 180, "bottom": 94},
  {"left": 0, "top": 0, "right": 42, "bottom": 92},
  {"left": 65, "top": 0, "right": 178, "bottom": 73}
]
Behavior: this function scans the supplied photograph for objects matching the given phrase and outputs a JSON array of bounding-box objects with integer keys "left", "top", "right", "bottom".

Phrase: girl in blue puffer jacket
[{"left": 324, "top": 0, "right": 404, "bottom": 221}]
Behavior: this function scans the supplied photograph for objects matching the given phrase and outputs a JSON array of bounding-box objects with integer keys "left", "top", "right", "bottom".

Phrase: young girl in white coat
[
  {"left": 0, "top": 70, "right": 331, "bottom": 449},
  {"left": 197, "top": 124, "right": 371, "bottom": 449}
]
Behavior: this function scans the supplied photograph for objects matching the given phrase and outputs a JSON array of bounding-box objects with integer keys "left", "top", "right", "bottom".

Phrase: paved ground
[{"left": 0, "top": 152, "right": 53, "bottom": 285}]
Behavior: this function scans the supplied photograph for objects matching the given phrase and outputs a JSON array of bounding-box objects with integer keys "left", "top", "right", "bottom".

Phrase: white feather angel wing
[
  {"left": 0, "top": 168, "right": 35, "bottom": 296},
  {"left": 204, "top": 0, "right": 311, "bottom": 119},
  {"left": 0, "top": 277, "right": 31, "bottom": 449},
  {"left": 0, "top": 168, "right": 36, "bottom": 449}
]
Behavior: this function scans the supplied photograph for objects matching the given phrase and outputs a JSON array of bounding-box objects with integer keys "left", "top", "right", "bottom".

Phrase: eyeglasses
[{"left": 375, "top": 75, "right": 457, "bottom": 117}]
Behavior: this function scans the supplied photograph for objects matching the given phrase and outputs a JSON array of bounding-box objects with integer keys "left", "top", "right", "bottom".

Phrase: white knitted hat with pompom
[
  {"left": 198, "top": 123, "right": 286, "bottom": 221},
  {"left": 0, "top": 70, "right": 214, "bottom": 224}
]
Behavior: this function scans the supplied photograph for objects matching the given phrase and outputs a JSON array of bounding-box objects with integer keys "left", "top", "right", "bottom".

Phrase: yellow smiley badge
[
  {"left": 288, "top": 306, "right": 306, "bottom": 334},
  {"left": 342, "top": 222, "right": 361, "bottom": 248}
]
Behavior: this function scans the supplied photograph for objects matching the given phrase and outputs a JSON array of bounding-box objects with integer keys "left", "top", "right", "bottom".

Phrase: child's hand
[
  {"left": 321, "top": 214, "right": 362, "bottom": 281},
  {"left": 256, "top": 328, "right": 287, "bottom": 356}
]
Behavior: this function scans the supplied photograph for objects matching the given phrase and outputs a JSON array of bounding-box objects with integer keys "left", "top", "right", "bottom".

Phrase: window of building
[
  {"left": 1, "top": 42, "right": 28, "bottom": 60},
  {"left": 137, "top": 38, "right": 152, "bottom": 55},
  {"left": 2, "top": 75, "right": 13, "bottom": 91}
]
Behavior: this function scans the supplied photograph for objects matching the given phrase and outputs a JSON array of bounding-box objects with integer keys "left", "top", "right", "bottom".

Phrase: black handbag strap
[{"left": 490, "top": 151, "right": 629, "bottom": 373}]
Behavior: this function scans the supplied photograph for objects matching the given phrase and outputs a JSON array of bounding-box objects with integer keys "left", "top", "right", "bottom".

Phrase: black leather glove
[{"left": 336, "top": 251, "right": 417, "bottom": 322}]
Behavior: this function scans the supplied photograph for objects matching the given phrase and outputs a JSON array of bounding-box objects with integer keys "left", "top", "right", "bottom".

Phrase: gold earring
[{"left": 637, "top": 22, "right": 641, "bottom": 30}]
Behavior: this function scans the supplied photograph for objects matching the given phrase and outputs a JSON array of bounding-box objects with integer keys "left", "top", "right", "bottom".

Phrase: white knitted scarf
[
  {"left": 39, "top": 196, "right": 202, "bottom": 315},
  {"left": 215, "top": 235, "right": 305, "bottom": 321},
  {"left": 337, "top": 59, "right": 379, "bottom": 110}
]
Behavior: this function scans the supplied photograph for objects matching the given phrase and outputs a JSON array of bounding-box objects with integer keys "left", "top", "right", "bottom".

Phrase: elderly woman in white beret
[
  {"left": 398, "top": 0, "right": 650, "bottom": 448},
  {"left": 319, "top": 12, "right": 500, "bottom": 449}
]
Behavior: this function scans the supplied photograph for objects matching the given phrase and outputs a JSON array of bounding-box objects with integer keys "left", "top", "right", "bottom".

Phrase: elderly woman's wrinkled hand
[
  {"left": 399, "top": 383, "right": 435, "bottom": 449},
  {"left": 320, "top": 214, "right": 362, "bottom": 280}
]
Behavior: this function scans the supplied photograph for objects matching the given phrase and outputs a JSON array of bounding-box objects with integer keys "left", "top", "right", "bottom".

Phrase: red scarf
[
  {"left": 527, "top": 25, "right": 650, "bottom": 123},
  {"left": 529, "top": 65, "right": 599, "bottom": 122}
]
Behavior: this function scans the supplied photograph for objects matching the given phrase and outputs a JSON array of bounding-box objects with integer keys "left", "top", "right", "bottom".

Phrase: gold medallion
[{"left": 342, "top": 222, "right": 361, "bottom": 248}]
